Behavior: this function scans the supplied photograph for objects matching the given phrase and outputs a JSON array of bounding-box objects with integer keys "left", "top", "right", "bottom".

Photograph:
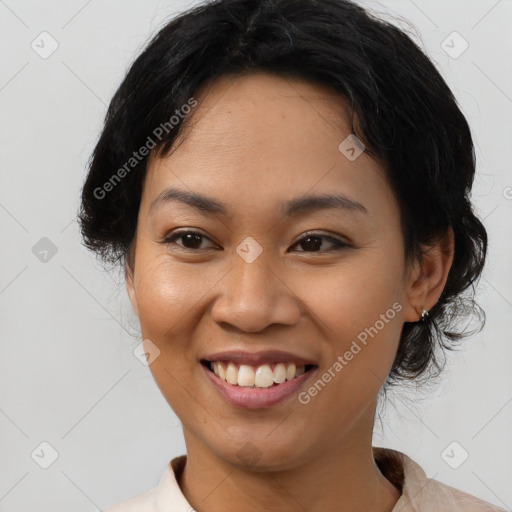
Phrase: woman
[{"left": 79, "top": 0, "right": 504, "bottom": 510}]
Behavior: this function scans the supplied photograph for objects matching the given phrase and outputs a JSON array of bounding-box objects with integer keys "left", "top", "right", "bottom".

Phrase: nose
[{"left": 210, "top": 250, "right": 301, "bottom": 333}]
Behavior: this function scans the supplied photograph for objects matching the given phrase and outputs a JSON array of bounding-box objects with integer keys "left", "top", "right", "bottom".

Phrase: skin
[{"left": 126, "top": 72, "right": 454, "bottom": 512}]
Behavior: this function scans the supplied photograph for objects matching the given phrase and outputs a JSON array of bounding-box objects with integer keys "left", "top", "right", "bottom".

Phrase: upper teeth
[{"left": 211, "top": 361, "right": 306, "bottom": 388}]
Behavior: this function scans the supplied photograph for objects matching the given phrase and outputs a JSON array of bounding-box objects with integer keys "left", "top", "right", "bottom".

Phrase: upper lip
[{"left": 201, "top": 349, "right": 318, "bottom": 367}]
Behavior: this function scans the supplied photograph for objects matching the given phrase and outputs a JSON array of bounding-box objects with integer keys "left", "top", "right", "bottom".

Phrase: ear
[
  {"left": 403, "top": 227, "right": 455, "bottom": 322},
  {"left": 125, "top": 261, "right": 139, "bottom": 318}
]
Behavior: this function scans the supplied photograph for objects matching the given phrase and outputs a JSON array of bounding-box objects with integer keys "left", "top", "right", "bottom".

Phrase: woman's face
[{"left": 127, "top": 72, "right": 422, "bottom": 469}]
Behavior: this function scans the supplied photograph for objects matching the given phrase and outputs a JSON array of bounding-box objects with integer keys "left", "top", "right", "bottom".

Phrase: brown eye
[
  {"left": 291, "top": 233, "right": 350, "bottom": 253},
  {"left": 161, "top": 230, "right": 219, "bottom": 250}
]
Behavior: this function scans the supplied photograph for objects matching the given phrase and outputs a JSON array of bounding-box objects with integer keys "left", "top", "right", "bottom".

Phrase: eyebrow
[{"left": 149, "top": 186, "right": 368, "bottom": 217}]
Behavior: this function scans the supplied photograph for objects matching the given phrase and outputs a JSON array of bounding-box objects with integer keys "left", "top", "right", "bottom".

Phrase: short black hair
[{"left": 78, "top": 0, "right": 487, "bottom": 387}]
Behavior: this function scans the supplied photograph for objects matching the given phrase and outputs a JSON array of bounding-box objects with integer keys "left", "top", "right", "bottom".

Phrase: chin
[{"left": 213, "top": 434, "right": 310, "bottom": 472}]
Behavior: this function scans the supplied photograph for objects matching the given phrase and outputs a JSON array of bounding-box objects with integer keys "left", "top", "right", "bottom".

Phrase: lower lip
[{"left": 201, "top": 363, "right": 317, "bottom": 409}]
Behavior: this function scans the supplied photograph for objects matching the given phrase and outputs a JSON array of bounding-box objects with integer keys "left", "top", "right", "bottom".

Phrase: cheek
[
  {"left": 132, "top": 257, "right": 211, "bottom": 410},
  {"left": 133, "top": 256, "right": 208, "bottom": 335},
  {"left": 295, "top": 255, "right": 405, "bottom": 388},
  {"left": 304, "top": 253, "right": 404, "bottom": 330}
]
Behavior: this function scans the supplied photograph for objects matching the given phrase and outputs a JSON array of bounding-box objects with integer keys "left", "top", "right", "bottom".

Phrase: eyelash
[{"left": 160, "top": 230, "right": 351, "bottom": 253}]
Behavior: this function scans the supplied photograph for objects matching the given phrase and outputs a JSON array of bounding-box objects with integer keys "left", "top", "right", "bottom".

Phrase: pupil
[
  {"left": 183, "top": 233, "right": 202, "bottom": 248},
  {"left": 301, "top": 236, "right": 321, "bottom": 251}
]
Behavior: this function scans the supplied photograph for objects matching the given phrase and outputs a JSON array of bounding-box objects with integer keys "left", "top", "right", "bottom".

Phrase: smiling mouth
[{"left": 200, "top": 359, "right": 317, "bottom": 388}]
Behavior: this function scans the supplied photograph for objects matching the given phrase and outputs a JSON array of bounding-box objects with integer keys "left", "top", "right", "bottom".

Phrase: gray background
[{"left": 0, "top": 0, "right": 511, "bottom": 510}]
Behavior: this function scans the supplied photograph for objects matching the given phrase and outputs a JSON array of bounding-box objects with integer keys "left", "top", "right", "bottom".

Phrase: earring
[{"left": 420, "top": 308, "right": 429, "bottom": 322}]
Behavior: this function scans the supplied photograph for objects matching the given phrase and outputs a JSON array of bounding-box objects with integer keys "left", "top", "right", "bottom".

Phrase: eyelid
[
  {"left": 161, "top": 228, "right": 220, "bottom": 249},
  {"left": 294, "top": 230, "right": 350, "bottom": 245},
  {"left": 291, "top": 231, "right": 351, "bottom": 251}
]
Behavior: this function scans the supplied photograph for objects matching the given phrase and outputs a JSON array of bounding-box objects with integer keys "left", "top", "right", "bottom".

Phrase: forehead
[
  {"left": 174, "top": 72, "right": 355, "bottom": 155},
  {"left": 142, "top": 72, "right": 396, "bottom": 223}
]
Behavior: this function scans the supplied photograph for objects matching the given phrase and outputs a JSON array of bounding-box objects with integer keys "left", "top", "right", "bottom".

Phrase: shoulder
[
  {"left": 373, "top": 447, "right": 506, "bottom": 512},
  {"left": 101, "top": 455, "right": 189, "bottom": 512},
  {"left": 425, "top": 477, "right": 506, "bottom": 512},
  {"left": 102, "top": 486, "right": 158, "bottom": 512}
]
